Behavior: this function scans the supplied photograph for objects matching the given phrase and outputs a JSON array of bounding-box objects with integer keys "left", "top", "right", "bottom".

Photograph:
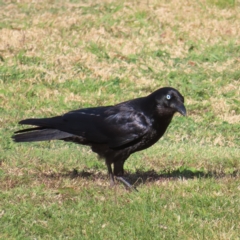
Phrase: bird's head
[{"left": 151, "top": 87, "right": 186, "bottom": 116}]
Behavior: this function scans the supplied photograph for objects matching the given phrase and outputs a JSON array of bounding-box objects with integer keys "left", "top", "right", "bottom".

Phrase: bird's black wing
[
  {"left": 18, "top": 106, "right": 151, "bottom": 148},
  {"left": 103, "top": 106, "right": 151, "bottom": 148},
  {"left": 61, "top": 106, "right": 151, "bottom": 148}
]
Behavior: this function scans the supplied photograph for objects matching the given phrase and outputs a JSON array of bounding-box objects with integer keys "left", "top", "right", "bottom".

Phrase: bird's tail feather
[
  {"left": 13, "top": 128, "right": 73, "bottom": 142},
  {"left": 18, "top": 117, "right": 59, "bottom": 127}
]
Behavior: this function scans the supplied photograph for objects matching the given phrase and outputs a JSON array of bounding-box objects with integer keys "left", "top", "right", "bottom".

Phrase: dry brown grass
[
  {"left": 1, "top": 1, "right": 239, "bottom": 123},
  {"left": 1, "top": 0, "right": 239, "bottom": 67}
]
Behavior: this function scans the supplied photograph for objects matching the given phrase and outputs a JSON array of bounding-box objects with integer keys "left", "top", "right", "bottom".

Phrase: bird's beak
[{"left": 174, "top": 103, "right": 187, "bottom": 116}]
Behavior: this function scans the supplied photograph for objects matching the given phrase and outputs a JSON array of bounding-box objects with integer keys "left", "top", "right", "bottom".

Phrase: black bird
[{"left": 13, "top": 87, "right": 186, "bottom": 189}]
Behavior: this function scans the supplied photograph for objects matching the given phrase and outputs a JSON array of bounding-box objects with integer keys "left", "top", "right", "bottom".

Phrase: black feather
[{"left": 13, "top": 129, "right": 73, "bottom": 142}]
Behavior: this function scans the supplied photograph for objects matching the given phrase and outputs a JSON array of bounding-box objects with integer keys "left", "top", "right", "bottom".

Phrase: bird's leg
[
  {"left": 113, "top": 161, "right": 138, "bottom": 192},
  {"left": 106, "top": 163, "right": 115, "bottom": 187}
]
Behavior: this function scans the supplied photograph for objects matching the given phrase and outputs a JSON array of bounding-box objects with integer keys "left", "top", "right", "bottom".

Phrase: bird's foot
[{"left": 115, "top": 176, "right": 138, "bottom": 192}]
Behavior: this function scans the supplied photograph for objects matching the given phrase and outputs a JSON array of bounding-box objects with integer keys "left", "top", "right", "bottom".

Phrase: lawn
[{"left": 0, "top": 0, "right": 239, "bottom": 239}]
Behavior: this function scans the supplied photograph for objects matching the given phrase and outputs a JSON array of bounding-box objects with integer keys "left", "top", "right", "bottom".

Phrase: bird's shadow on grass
[{"left": 52, "top": 167, "right": 238, "bottom": 186}]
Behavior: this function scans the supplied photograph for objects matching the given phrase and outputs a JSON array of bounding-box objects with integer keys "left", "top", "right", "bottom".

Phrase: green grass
[{"left": 0, "top": 0, "right": 240, "bottom": 239}]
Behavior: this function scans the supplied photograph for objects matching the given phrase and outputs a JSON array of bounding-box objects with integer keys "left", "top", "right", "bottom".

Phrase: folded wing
[{"left": 13, "top": 105, "right": 150, "bottom": 148}]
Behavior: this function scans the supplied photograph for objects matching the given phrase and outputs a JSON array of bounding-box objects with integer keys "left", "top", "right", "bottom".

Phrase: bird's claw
[{"left": 115, "top": 176, "right": 138, "bottom": 192}]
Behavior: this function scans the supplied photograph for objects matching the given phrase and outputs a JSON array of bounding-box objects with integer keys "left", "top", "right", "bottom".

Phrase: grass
[{"left": 0, "top": 0, "right": 240, "bottom": 239}]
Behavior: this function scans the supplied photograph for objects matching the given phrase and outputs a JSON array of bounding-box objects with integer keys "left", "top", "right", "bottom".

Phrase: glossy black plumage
[{"left": 13, "top": 87, "right": 186, "bottom": 189}]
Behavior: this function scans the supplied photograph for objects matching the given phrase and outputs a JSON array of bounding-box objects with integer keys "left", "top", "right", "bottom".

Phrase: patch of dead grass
[
  {"left": 210, "top": 97, "right": 240, "bottom": 124},
  {"left": 0, "top": 0, "right": 239, "bottom": 142}
]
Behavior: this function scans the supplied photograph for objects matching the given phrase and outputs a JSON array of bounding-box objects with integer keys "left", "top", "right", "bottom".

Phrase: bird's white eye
[{"left": 166, "top": 94, "right": 171, "bottom": 100}]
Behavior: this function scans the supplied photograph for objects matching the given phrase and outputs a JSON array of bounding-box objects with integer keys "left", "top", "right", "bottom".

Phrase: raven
[{"left": 13, "top": 87, "right": 186, "bottom": 189}]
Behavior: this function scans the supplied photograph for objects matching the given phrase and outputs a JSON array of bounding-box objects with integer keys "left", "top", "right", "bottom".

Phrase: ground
[{"left": 0, "top": 0, "right": 239, "bottom": 239}]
